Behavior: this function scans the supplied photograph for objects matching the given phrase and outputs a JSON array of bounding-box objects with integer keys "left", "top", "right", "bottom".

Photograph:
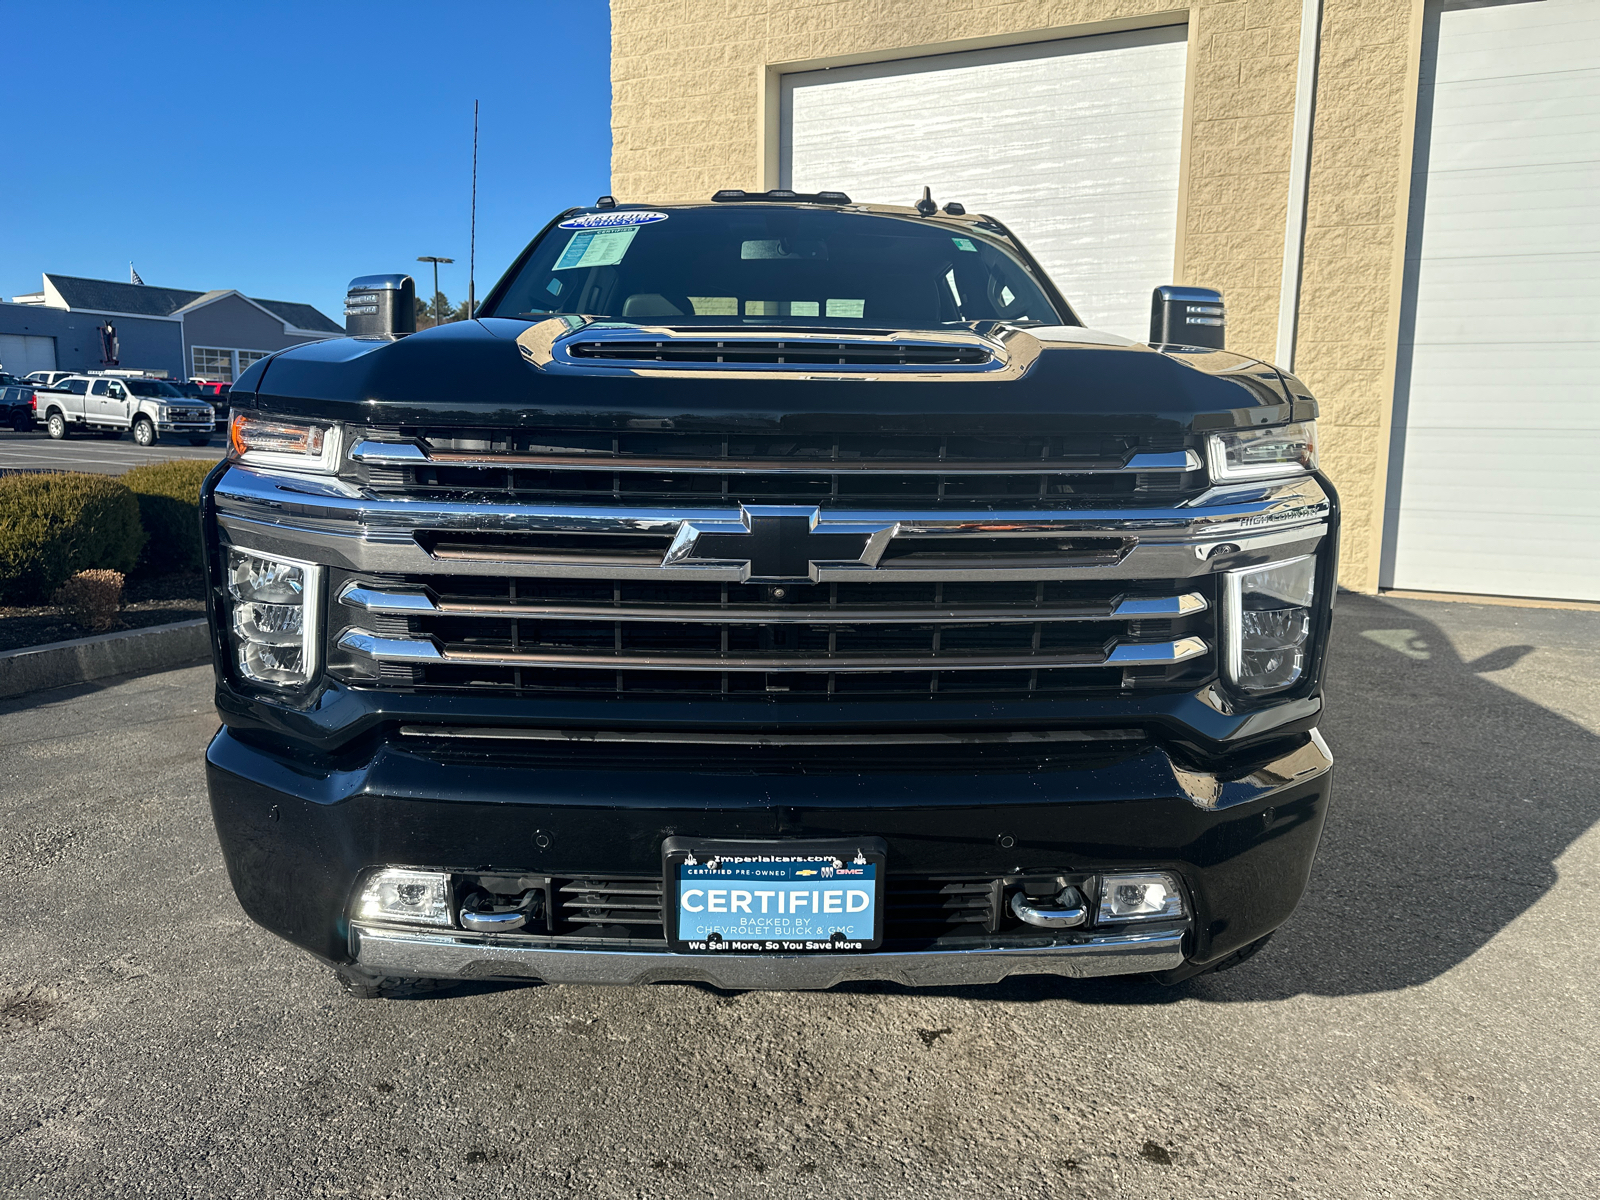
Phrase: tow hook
[
  {"left": 1010, "top": 886, "right": 1088, "bottom": 929},
  {"left": 459, "top": 889, "right": 541, "bottom": 933}
]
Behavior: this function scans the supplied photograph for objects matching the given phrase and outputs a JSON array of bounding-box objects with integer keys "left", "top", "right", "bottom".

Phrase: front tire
[
  {"left": 1150, "top": 932, "right": 1275, "bottom": 987},
  {"left": 46, "top": 411, "right": 67, "bottom": 440},
  {"left": 132, "top": 417, "right": 155, "bottom": 446}
]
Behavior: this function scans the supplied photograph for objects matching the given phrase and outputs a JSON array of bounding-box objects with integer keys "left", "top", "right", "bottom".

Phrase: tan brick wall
[
  {"left": 1295, "top": 0, "right": 1422, "bottom": 592},
  {"left": 612, "top": 0, "right": 1424, "bottom": 590}
]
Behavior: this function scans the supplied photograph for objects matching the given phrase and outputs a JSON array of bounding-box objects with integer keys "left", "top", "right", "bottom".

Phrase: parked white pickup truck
[{"left": 39, "top": 375, "right": 214, "bottom": 445}]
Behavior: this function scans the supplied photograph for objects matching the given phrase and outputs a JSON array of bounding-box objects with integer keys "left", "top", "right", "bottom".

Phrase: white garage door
[
  {"left": 0, "top": 333, "right": 57, "bottom": 376},
  {"left": 1384, "top": 0, "right": 1600, "bottom": 601},
  {"left": 781, "top": 26, "right": 1188, "bottom": 341}
]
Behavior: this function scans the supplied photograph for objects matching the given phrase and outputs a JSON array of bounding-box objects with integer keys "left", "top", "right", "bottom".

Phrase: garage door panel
[
  {"left": 1389, "top": 509, "right": 1600, "bottom": 589},
  {"left": 783, "top": 26, "right": 1187, "bottom": 340},
  {"left": 1386, "top": 0, "right": 1600, "bottom": 600},
  {"left": 1390, "top": 427, "right": 1600, "bottom": 476},
  {"left": 0, "top": 334, "right": 57, "bottom": 375},
  {"left": 1411, "top": 168, "right": 1600, "bottom": 256},
  {"left": 1400, "top": 390, "right": 1600, "bottom": 432},
  {"left": 1427, "top": 11, "right": 1600, "bottom": 80}
]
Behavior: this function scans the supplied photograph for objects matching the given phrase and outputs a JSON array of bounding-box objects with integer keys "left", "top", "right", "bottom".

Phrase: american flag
[{"left": 129, "top": 263, "right": 144, "bottom": 285}]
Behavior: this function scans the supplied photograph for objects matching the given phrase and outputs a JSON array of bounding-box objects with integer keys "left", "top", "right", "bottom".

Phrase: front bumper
[
  {"left": 206, "top": 726, "right": 1333, "bottom": 988},
  {"left": 350, "top": 924, "right": 1188, "bottom": 987}
]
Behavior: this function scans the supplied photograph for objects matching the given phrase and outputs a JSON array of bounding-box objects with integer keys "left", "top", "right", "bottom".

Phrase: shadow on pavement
[{"left": 825, "top": 593, "right": 1600, "bottom": 1004}]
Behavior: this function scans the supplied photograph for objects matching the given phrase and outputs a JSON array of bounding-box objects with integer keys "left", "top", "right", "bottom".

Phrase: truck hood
[{"left": 238, "top": 317, "right": 1314, "bottom": 436}]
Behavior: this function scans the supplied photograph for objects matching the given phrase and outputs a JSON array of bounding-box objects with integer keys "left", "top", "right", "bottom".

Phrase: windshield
[
  {"left": 126, "top": 380, "right": 183, "bottom": 398},
  {"left": 486, "top": 207, "right": 1064, "bottom": 329}
]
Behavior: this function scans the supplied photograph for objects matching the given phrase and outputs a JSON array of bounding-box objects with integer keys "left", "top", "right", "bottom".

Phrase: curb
[{"left": 0, "top": 619, "right": 212, "bottom": 700}]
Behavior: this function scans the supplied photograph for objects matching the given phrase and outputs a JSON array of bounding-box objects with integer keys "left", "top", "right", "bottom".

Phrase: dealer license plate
[{"left": 663, "top": 837, "right": 886, "bottom": 954}]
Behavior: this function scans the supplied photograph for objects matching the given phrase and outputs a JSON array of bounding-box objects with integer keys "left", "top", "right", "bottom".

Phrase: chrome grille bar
[
  {"left": 338, "top": 583, "right": 1208, "bottom": 624},
  {"left": 337, "top": 630, "right": 1208, "bottom": 673},
  {"left": 347, "top": 440, "right": 1202, "bottom": 475}
]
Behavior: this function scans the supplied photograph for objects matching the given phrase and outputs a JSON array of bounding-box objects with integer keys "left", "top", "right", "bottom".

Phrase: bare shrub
[{"left": 52, "top": 569, "right": 125, "bottom": 632}]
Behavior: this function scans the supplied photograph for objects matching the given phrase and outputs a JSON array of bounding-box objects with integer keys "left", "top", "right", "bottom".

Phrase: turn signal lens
[
  {"left": 228, "top": 413, "right": 338, "bottom": 472},
  {"left": 1225, "top": 555, "right": 1317, "bottom": 693},
  {"left": 355, "top": 869, "right": 452, "bottom": 927},
  {"left": 1207, "top": 421, "right": 1317, "bottom": 482},
  {"left": 1097, "top": 872, "right": 1186, "bottom": 922}
]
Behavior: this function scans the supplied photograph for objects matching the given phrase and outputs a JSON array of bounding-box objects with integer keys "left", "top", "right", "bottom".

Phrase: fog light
[
  {"left": 1098, "top": 872, "right": 1186, "bottom": 922},
  {"left": 355, "top": 869, "right": 452, "bottom": 927},
  {"left": 227, "top": 548, "right": 320, "bottom": 687}
]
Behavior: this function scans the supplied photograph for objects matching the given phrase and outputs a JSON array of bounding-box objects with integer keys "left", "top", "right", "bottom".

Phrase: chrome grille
[
  {"left": 346, "top": 428, "right": 1206, "bottom": 507},
  {"left": 555, "top": 877, "right": 664, "bottom": 935},
  {"left": 330, "top": 574, "right": 1216, "bottom": 699}
]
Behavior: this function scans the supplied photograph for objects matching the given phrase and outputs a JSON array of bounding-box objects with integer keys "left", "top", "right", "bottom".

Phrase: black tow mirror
[
  {"left": 1150, "top": 286, "right": 1225, "bottom": 350},
  {"left": 345, "top": 274, "right": 416, "bottom": 338}
]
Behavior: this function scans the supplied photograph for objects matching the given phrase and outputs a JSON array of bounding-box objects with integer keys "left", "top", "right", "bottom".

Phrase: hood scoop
[{"left": 516, "top": 319, "right": 1038, "bottom": 381}]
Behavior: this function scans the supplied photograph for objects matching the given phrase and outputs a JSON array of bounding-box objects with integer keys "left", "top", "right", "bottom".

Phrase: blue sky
[{"left": 0, "top": 1, "right": 612, "bottom": 326}]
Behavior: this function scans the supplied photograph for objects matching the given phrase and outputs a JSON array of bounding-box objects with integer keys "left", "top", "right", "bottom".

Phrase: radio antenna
[{"left": 468, "top": 99, "right": 479, "bottom": 319}]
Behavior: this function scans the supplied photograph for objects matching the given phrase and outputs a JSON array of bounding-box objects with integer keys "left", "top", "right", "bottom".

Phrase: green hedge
[
  {"left": 122, "top": 459, "right": 220, "bottom": 575},
  {"left": 0, "top": 473, "right": 147, "bottom": 603}
]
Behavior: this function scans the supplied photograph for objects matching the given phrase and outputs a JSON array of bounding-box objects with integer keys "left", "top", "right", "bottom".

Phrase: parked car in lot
[
  {"left": 0, "top": 381, "right": 37, "bottom": 431},
  {"left": 190, "top": 379, "right": 232, "bottom": 431},
  {"left": 37, "top": 374, "right": 214, "bottom": 444},
  {"left": 203, "top": 193, "right": 1336, "bottom": 996},
  {"left": 23, "top": 370, "right": 76, "bottom": 390}
]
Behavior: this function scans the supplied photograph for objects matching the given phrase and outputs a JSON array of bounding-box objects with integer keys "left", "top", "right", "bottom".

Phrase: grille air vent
[{"left": 565, "top": 339, "right": 992, "bottom": 366}]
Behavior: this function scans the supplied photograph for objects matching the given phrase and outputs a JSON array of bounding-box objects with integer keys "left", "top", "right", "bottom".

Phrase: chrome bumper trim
[{"left": 349, "top": 924, "right": 1188, "bottom": 988}]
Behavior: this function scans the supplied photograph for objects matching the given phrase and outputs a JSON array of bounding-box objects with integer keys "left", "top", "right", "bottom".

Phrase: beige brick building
[{"left": 611, "top": 0, "right": 1600, "bottom": 601}]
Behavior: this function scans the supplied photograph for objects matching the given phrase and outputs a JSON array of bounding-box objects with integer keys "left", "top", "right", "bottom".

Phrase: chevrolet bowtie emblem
[{"left": 663, "top": 506, "right": 897, "bottom": 581}]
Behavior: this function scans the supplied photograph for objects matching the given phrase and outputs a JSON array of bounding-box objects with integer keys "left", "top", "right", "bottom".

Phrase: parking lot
[
  {"left": 0, "top": 429, "right": 224, "bottom": 475},
  {"left": 1, "top": 592, "right": 1596, "bottom": 1199}
]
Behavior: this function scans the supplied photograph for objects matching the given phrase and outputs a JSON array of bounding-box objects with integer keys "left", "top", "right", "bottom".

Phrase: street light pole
[{"left": 416, "top": 256, "right": 454, "bottom": 327}]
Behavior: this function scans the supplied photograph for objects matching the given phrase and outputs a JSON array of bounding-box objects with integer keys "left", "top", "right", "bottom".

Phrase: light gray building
[{"left": 0, "top": 274, "right": 343, "bottom": 381}]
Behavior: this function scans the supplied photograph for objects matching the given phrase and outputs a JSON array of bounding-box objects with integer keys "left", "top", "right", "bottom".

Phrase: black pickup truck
[{"left": 202, "top": 192, "right": 1336, "bottom": 995}]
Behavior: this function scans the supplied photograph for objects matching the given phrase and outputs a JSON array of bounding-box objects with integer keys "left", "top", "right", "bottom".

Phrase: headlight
[
  {"left": 1224, "top": 555, "right": 1316, "bottom": 693},
  {"left": 227, "top": 547, "right": 320, "bottom": 687},
  {"left": 1207, "top": 421, "right": 1317, "bottom": 481},
  {"left": 228, "top": 412, "right": 340, "bottom": 473}
]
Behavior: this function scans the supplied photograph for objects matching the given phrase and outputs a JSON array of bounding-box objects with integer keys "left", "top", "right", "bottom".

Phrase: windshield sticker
[
  {"left": 545, "top": 278, "right": 562, "bottom": 295},
  {"left": 952, "top": 237, "right": 978, "bottom": 252},
  {"left": 825, "top": 298, "right": 865, "bottom": 318},
  {"left": 557, "top": 210, "right": 669, "bottom": 230},
  {"left": 553, "top": 225, "right": 640, "bottom": 270}
]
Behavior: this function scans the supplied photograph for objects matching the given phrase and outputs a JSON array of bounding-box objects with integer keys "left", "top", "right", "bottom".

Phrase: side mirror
[
  {"left": 1150, "top": 286, "right": 1225, "bottom": 350},
  {"left": 345, "top": 274, "right": 416, "bottom": 338}
]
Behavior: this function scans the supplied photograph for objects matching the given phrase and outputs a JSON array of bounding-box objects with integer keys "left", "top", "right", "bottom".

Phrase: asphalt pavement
[
  {"left": 1, "top": 592, "right": 1596, "bottom": 1198},
  {"left": 0, "top": 429, "right": 225, "bottom": 475}
]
